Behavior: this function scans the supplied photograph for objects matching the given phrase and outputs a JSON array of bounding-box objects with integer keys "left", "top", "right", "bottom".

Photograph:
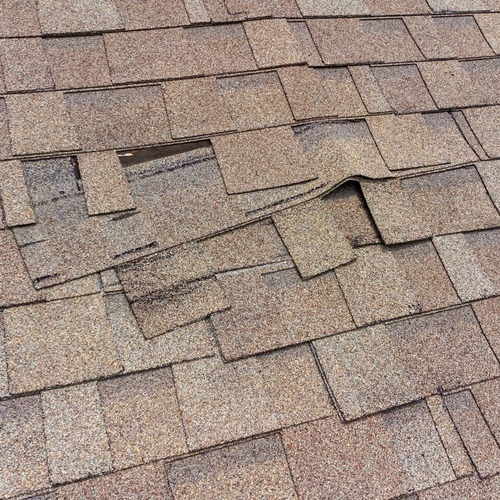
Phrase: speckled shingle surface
[{"left": 0, "top": 2, "right": 500, "bottom": 498}]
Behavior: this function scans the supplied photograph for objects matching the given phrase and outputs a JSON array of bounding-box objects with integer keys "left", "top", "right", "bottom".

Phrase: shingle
[
  {"left": 0, "top": 160, "right": 35, "bottom": 227},
  {"left": 45, "top": 36, "right": 112, "bottom": 89},
  {"left": 370, "top": 64, "right": 436, "bottom": 113},
  {"left": 4, "top": 294, "right": 122, "bottom": 394},
  {"left": 183, "top": 0, "right": 211, "bottom": 23},
  {"left": 0, "top": 99, "right": 11, "bottom": 160},
  {"left": 0, "top": 397, "right": 50, "bottom": 498},
  {"left": 314, "top": 307, "right": 500, "bottom": 420},
  {"left": 104, "top": 293, "right": 213, "bottom": 372},
  {"left": 65, "top": 86, "right": 171, "bottom": 150},
  {"left": 445, "top": 390, "right": 500, "bottom": 478},
  {"left": 453, "top": 110, "right": 490, "bottom": 160},
  {"left": 54, "top": 463, "right": 172, "bottom": 499},
  {"left": 7, "top": 92, "right": 80, "bottom": 156},
  {"left": 224, "top": 0, "right": 301, "bottom": 17},
  {"left": 348, "top": 65, "right": 393, "bottom": 113},
  {"left": 41, "top": 274, "right": 101, "bottom": 302},
  {"left": 334, "top": 244, "right": 420, "bottom": 326},
  {"left": 217, "top": 72, "right": 293, "bottom": 131},
  {"left": 167, "top": 435, "right": 297, "bottom": 499},
  {"left": 104, "top": 28, "right": 197, "bottom": 84},
  {"left": 475, "top": 13, "right": 500, "bottom": 53},
  {"left": 308, "top": 18, "right": 422, "bottom": 65},
  {"left": 41, "top": 382, "right": 112, "bottom": 484},
  {"left": 77, "top": 151, "right": 135, "bottom": 215},
  {"left": 98, "top": 368, "right": 187, "bottom": 468},
  {"left": 427, "top": 395, "right": 474, "bottom": 478},
  {"left": 288, "top": 21, "right": 323, "bottom": 66},
  {"left": 0, "top": 38, "right": 53, "bottom": 92},
  {"left": 477, "top": 160, "right": 500, "bottom": 210},
  {"left": 367, "top": 113, "right": 476, "bottom": 170},
  {"left": 0, "top": 313, "right": 8, "bottom": 398},
  {"left": 212, "top": 127, "right": 312, "bottom": 193},
  {"left": 472, "top": 296, "right": 500, "bottom": 358},
  {"left": 273, "top": 197, "right": 354, "bottom": 278},
  {"left": 427, "top": 0, "right": 497, "bottom": 13},
  {"left": 418, "top": 59, "right": 500, "bottom": 109},
  {"left": 114, "top": 0, "right": 188, "bottom": 29},
  {"left": 0, "top": 229, "right": 39, "bottom": 307},
  {"left": 212, "top": 263, "right": 354, "bottom": 359},
  {"left": 163, "top": 77, "right": 235, "bottom": 138},
  {"left": 294, "top": 120, "right": 390, "bottom": 182},
  {"left": 244, "top": 19, "right": 305, "bottom": 67},
  {"left": 472, "top": 378, "right": 500, "bottom": 449},
  {"left": 0, "top": 0, "right": 41, "bottom": 36},
  {"left": 282, "top": 402, "right": 454, "bottom": 499},
  {"left": 38, "top": 0, "right": 124, "bottom": 34},
  {"left": 296, "top": 0, "right": 431, "bottom": 16},
  {"left": 185, "top": 24, "right": 257, "bottom": 75},
  {"left": 173, "top": 345, "right": 332, "bottom": 450},
  {"left": 434, "top": 229, "right": 500, "bottom": 301},
  {"left": 405, "top": 15, "right": 493, "bottom": 59},
  {"left": 463, "top": 106, "right": 500, "bottom": 158},
  {"left": 279, "top": 66, "right": 366, "bottom": 120},
  {"left": 421, "top": 475, "right": 500, "bottom": 499}
]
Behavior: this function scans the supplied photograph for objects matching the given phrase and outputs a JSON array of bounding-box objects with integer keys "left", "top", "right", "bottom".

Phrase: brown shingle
[
  {"left": 308, "top": 18, "right": 422, "bottom": 65},
  {"left": 463, "top": 105, "right": 500, "bottom": 158},
  {"left": 314, "top": 307, "right": 500, "bottom": 419},
  {"left": 173, "top": 346, "right": 332, "bottom": 450},
  {"left": 217, "top": 71, "right": 293, "bottom": 130},
  {"left": 41, "top": 382, "right": 112, "bottom": 483},
  {"left": 288, "top": 21, "right": 323, "bottom": 66},
  {"left": 65, "top": 86, "right": 171, "bottom": 150},
  {"left": 427, "top": 0, "right": 498, "bottom": 13},
  {"left": 163, "top": 77, "right": 235, "bottom": 138},
  {"left": 477, "top": 160, "right": 500, "bottom": 211},
  {"left": 405, "top": 15, "right": 493, "bottom": 59},
  {"left": 472, "top": 378, "right": 500, "bottom": 448},
  {"left": 225, "top": 0, "right": 301, "bottom": 17},
  {"left": 0, "top": 396, "right": 50, "bottom": 498},
  {"left": 445, "top": 390, "right": 500, "bottom": 478},
  {"left": 167, "top": 435, "right": 297, "bottom": 499},
  {"left": 282, "top": 402, "right": 454, "bottom": 498},
  {"left": 367, "top": 113, "right": 476, "bottom": 170},
  {"left": 0, "top": 313, "right": 8, "bottom": 398},
  {"left": 0, "top": 99, "right": 11, "bottom": 160},
  {"left": 98, "top": 368, "right": 187, "bottom": 468},
  {"left": 348, "top": 65, "right": 393, "bottom": 113},
  {"left": 472, "top": 296, "right": 500, "bottom": 358},
  {"left": 4, "top": 294, "right": 122, "bottom": 394},
  {"left": 38, "top": 0, "right": 124, "bottom": 34},
  {"left": 212, "top": 127, "right": 312, "bottom": 193},
  {"left": 105, "top": 28, "right": 197, "bottom": 84},
  {"left": 475, "top": 13, "right": 500, "bottom": 53},
  {"left": 0, "top": 0, "right": 41, "bottom": 36},
  {"left": 244, "top": 19, "right": 305, "bottom": 67},
  {"left": 421, "top": 475, "right": 500, "bottom": 499},
  {"left": 7, "top": 92, "right": 80, "bottom": 156},
  {"left": 184, "top": 0, "right": 211, "bottom": 23},
  {"left": 296, "top": 0, "right": 431, "bottom": 16},
  {"left": 45, "top": 36, "right": 112, "bottom": 89},
  {"left": 279, "top": 66, "right": 366, "bottom": 120},
  {"left": 114, "top": 0, "right": 188, "bottom": 29}
]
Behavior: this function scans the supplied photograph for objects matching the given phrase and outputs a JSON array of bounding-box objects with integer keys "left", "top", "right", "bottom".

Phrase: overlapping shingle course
[{"left": 0, "top": 1, "right": 500, "bottom": 498}]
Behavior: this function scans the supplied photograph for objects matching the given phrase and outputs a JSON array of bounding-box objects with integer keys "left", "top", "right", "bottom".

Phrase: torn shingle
[
  {"left": 167, "top": 435, "right": 297, "bottom": 499},
  {"left": 65, "top": 86, "right": 171, "bottom": 150},
  {"left": 163, "top": 77, "right": 235, "bottom": 138},
  {"left": 282, "top": 402, "right": 454, "bottom": 499},
  {"left": 314, "top": 307, "right": 500, "bottom": 420},
  {"left": 4, "top": 294, "right": 122, "bottom": 394},
  {"left": 308, "top": 18, "right": 422, "bottom": 65},
  {"left": 45, "top": 36, "right": 112, "bottom": 89},
  {"left": 98, "top": 368, "right": 187, "bottom": 468},
  {"left": 217, "top": 72, "right": 293, "bottom": 131},
  {"left": 463, "top": 105, "right": 500, "bottom": 158},
  {"left": 114, "top": 0, "right": 189, "bottom": 29},
  {"left": 7, "top": 92, "right": 80, "bottom": 156},
  {"left": 41, "top": 382, "right": 112, "bottom": 484}
]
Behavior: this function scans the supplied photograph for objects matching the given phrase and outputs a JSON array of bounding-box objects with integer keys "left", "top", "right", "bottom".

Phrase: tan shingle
[
  {"left": 427, "top": 0, "right": 498, "bottom": 13},
  {"left": 348, "top": 65, "right": 393, "bottom": 113},
  {"left": 472, "top": 296, "right": 500, "bottom": 358},
  {"left": 472, "top": 378, "right": 500, "bottom": 449},
  {"left": 114, "top": 0, "right": 188, "bottom": 29},
  {"left": 296, "top": 0, "right": 431, "bottom": 16},
  {"left": 421, "top": 475, "right": 500, "bottom": 499},
  {"left": 288, "top": 21, "right": 323, "bottom": 66},
  {"left": 463, "top": 105, "right": 500, "bottom": 158},
  {"left": 0, "top": 0, "right": 41, "bottom": 36},
  {"left": 225, "top": 0, "right": 301, "bottom": 17},
  {"left": 477, "top": 160, "right": 500, "bottom": 210},
  {"left": 475, "top": 13, "right": 500, "bottom": 53}
]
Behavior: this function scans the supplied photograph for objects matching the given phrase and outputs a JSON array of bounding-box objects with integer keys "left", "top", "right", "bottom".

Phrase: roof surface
[{"left": 0, "top": 0, "right": 500, "bottom": 498}]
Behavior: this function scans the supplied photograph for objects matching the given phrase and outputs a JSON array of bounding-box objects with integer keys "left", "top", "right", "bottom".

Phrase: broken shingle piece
[
  {"left": 212, "top": 127, "right": 313, "bottom": 194},
  {"left": 41, "top": 382, "right": 112, "bottom": 484},
  {"left": 114, "top": 0, "right": 188, "bottom": 29},
  {"left": 4, "top": 294, "right": 122, "bottom": 394},
  {"left": 163, "top": 77, "right": 235, "bottom": 138},
  {"left": 463, "top": 105, "right": 500, "bottom": 158},
  {"left": 314, "top": 307, "right": 500, "bottom": 420},
  {"left": 7, "top": 92, "right": 80, "bottom": 156},
  {"left": 167, "top": 435, "right": 297, "bottom": 499},
  {"left": 282, "top": 402, "right": 454, "bottom": 499},
  {"left": 273, "top": 197, "right": 354, "bottom": 278},
  {"left": 38, "top": 0, "right": 124, "bottom": 34},
  {"left": 45, "top": 36, "right": 112, "bottom": 89},
  {"left": 0, "top": 396, "right": 50, "bottom": 499},
  {"left": 77, "top": 151, "right": 135, "bottom": 216},
  {"left": 217, "top": 71, "right": 293, "bottom": 131},
  {"left": 98, "top": 368, "right": 187, "bottom": 468},
  {"left": 308, "top": 18, "right": 423, "bottom": 65},
  {"left": 0, "top": 160, "right": 36, "bottom": 227},
  {"left": 65, "top": 86, "right": 171, "bottom": 150}
]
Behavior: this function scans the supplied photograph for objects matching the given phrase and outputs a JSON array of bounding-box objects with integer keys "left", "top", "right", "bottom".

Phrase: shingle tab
[
  {"left": 475, "top": 13, "right": 500, "bottom": 53},
  {"left": 463, "top": 105, "right": 500, "bottom": 158},
  {"left": 114, "top": 0, "right": 188, "bottom": 29},
  {"left": 472, "top": 296, "right": 500, "bottom": 358},
  {"left": 0, "top": 0, "right": 41, "bottom": 36}
]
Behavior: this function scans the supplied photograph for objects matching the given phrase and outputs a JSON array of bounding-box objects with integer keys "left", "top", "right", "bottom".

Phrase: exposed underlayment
[{"left": 0, "top": 1, "right": 500, "bottom": 498}]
